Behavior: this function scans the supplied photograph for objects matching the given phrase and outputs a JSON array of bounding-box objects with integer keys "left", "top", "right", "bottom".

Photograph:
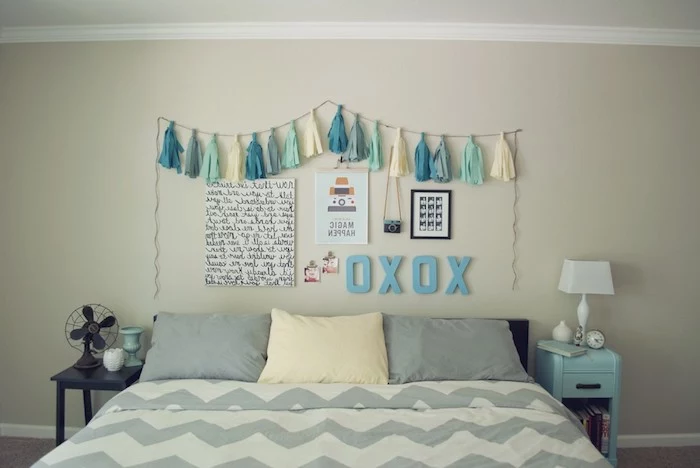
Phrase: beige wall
[{"left": 0, "top": 40, "right": 698, "bottom": 435}]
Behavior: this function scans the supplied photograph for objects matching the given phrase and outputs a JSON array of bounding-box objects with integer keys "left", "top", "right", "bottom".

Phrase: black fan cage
[{"left": 65, "top": 303, "right": 120, "bottom": 352}]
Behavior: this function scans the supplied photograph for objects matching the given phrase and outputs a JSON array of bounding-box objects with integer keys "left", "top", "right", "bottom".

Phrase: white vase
[
  {"left": 552, "top": 321, "right": 573, "bottom": 343},
  {"left": 103, "top": 348, "right": 125, "bottom": 372}
]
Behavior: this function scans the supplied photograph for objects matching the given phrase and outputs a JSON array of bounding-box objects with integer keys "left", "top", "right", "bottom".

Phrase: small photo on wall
[
  {"left": 410, "top": 190, "right": 452, "bottom": 239},
  {"left": 322, "top": 255, "right": 339, "bottom": 274},
  {"left": 304, "top": 264, "right": 321, "bottom": 283}
]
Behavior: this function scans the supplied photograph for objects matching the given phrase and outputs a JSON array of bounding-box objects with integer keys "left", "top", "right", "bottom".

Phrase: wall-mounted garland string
[{"left": 153, "top": 99, "right": 522, "bottom": 299}]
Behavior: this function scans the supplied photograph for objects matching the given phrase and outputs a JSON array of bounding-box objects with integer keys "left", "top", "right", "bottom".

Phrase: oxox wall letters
[{"left": 345, "top": 255, "right": 471, "bottom": 295}]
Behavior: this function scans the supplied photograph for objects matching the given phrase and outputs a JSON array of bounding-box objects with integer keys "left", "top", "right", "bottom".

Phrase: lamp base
[{"left": 576, "top": 293, "right": 589, "bottom": 339}]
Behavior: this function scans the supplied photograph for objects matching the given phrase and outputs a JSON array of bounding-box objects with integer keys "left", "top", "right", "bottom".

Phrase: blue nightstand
[{"left": 535, "top": 340, "right": 621, "bottom": 467}]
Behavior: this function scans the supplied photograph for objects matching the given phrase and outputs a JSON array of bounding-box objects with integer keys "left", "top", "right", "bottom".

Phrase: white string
[{"left": 153, "top": 117, "right": 163, "bottom": 299}]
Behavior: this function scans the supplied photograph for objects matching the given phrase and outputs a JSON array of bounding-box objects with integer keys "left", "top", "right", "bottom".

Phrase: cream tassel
[
  {"left": 490, "top": 132, "right": 516, "bottom": 181},
  {"left": 389, "top": 128, "right": 409, "bottom": 177},
  {"left": 303, "top": 109, "right": 323, "bottom": 157},
  {"left": 225, "top": 134, "right": 245, "bottom": 182}
]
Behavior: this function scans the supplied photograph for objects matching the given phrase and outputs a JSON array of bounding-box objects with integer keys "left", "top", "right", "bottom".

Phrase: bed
[{"left": 33, "top": 314, "right": 611, "bottom": 467}]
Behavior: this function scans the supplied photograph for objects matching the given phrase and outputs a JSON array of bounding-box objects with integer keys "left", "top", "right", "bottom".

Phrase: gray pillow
[
  {"left": 383, "top": 315, "right": 530, "bottom": 384},
  {"left": 140, "top": 312, "right": 271, "bottom": 382}
]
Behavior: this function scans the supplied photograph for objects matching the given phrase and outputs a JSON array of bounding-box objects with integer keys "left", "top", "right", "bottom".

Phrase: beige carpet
[
  {"left": 0, "top": 437, "right": 54, "bottom": 468},
  {"left": 0, "top": 436, "right": 699, "bottom": 467}
]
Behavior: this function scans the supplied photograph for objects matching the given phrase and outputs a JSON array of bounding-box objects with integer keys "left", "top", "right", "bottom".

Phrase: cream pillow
[{"left": 258, "top": 309, "right": 389, "bottom": 384}]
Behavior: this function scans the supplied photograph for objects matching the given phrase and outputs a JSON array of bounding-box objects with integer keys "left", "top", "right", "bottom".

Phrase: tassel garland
[
  {"left": 343, "top": 114, "right": 368, "bottom": 162},
  {"left": 267, "top": 128, "right": 281, "bottom": 175},
  {"left": 328, "top": 105, "right": 348, "bottom": 154},
  {"left": 414, "top": 133, "right": 432, "bottom": 182},
  {"left": 245, "top": 132, "right": 266, "bottom": 180},
  {"left": 368, "top": 121, "right": 383, "bottom": 172},
  {"left": 200, "top": 134, "right": 221, "bottom": 184},
  {"left": 282, "top": 121, "right": 301, "bottom": 169},
  {"left": 389, "top": 128, "right": 409, "bottom": 177},
  {"left": 157, "top": 106, "right": 520, "bottom": 186},
  {"left": 184, "top": 129, "right": 202, "bottom": 179},
  {"left": 225, "top": 134, "right": 245, "bottom": 182},
  {"left": 432, "top": 136, "right": 452, "bottom": 183},
  {"left": 490, "top": 132, "right": 516, "bottom": 181},
  {"left": 460, "top": 135, "right": 484, "bottom": 185},
  {"left": 303, "top": 109, "right": 323, "bottom": 158},
  {"left": 158, "top": 121, "right": 184, "bottom": 174}
]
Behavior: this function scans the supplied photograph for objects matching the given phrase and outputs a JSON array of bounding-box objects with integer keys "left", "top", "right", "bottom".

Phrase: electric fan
[{"left": 65, "top": 304, "right": 119, "bottom": 369}]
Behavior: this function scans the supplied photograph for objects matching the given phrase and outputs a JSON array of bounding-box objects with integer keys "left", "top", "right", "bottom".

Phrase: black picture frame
[{"left": 410, "top": 189, "right": 452, "bottom": 240}]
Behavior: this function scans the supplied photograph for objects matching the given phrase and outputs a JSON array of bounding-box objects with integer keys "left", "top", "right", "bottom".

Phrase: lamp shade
[{"left": 558, "top": 260, "right": 614, "bottom": 295}]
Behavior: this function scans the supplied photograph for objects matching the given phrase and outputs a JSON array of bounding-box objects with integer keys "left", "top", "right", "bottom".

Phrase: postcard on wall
[
  {"left": 322, "top": 254, "right": 339, "bottom": 274},
  {"left": 304, "top": 262, "right": 321, "bottom": 283},
  {"left": 315, "top": 170, "right": 368, "bottom": 244}
]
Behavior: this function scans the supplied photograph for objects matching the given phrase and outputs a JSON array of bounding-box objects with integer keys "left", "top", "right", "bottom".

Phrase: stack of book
[
  {"left": 537, "top": 340, "right": 587, "bottom": 357},
  {"left": 573, "top": 404, "right": 611, "bottom": 456}
]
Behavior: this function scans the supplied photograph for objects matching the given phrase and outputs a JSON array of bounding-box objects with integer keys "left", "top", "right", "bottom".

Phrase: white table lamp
[{"left": 558, "top": 260, "right": 614, "bottom": 338}]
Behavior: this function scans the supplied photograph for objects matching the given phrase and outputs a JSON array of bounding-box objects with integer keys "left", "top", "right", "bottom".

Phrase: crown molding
[{"left": 1, "top": 22, "right": 699, "bottom": 47}]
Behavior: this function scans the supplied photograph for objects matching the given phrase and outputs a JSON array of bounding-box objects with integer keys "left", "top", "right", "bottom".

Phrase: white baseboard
[
  {"left": 618, "top": 433, "right": 700, "bottom": 448},
  {"left": 0, "top": 423, "right": 81, "bottom": 439},
  {"left": 2, "top": 422, "right": 699, "bottom": 448}
]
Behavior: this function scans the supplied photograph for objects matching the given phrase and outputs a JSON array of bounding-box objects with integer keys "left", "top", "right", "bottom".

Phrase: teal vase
[{"left": 120, "top": 326, "right": 144, "bottom": 367}]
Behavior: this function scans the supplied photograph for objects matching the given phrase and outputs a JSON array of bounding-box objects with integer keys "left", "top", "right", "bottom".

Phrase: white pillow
[{"left": 258, "top": 309, "right": 389, "bottom": 384}]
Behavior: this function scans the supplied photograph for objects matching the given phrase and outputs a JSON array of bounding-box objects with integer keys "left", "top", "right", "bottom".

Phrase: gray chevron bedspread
[{"left": 34, "top": 380, "right": 611, "bottom": 467}]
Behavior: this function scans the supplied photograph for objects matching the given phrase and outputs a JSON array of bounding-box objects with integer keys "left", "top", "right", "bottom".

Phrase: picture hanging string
[{"left": 152, "top": 100, "right": 522, "bottom": 299}]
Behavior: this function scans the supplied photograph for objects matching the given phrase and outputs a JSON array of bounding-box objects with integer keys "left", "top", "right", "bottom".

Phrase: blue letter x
[
  {"left": 379, "top": 256, "right": 402, "bottom": 294},
  {"left": 445, "top": 256, "right": 471, "bottom": 295}
]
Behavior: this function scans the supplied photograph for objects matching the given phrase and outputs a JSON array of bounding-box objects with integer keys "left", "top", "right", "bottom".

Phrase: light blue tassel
[
  {"left": 245, "top": 132, "right": 265, "bottom": 180},
  {"left": 461, "top": 135, "right": 484, "bottom": 185},
  {"left": 432, "top": 136, "right": 452, "bottom": 183},
  {"left": 342, "top": 114, "right": 368, "bottom": 162},
  {"left": 267, "top": 128, "right": 281, "bottom": 175},
  {"left": 200, "top": 134, "right": 220, "bottom": 184},
  {"left": 282, "top": 121, "right": 300, "bottom": 169},
  {"left": 368, "top": 121, "right": 383, "bottom": 172},
  {"left": 184, "top": 129, "right": 202, "bottom": 179},
  {"left": 158, "top": 121, "right": 183, "bottom": 174},
  {"left": 327, "top": 104, "right": 348, "bottom": 154},
  {"left": 414, "top": 133, "right": 432, "bottom": 182}
]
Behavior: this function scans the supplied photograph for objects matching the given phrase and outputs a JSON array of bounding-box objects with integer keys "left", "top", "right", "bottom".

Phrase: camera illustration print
[
  {"left": 411, "top": 190, "right": 451, "bottom": 239},
  {"left": 315, "top": 171, "right": 369, "bottom": 244}
]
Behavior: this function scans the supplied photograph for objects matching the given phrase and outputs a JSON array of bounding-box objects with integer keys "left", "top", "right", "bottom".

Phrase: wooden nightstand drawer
[{"left": 562, "top": 373, "right": 615, "bottom": 398}]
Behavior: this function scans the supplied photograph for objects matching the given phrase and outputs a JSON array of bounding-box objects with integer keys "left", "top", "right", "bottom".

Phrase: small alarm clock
[{"left": 585, "top": 329, "right": 606, "bottom": 349}]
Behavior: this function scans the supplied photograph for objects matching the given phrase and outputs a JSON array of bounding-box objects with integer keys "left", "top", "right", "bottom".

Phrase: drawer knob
[{"left": 576, "top": 383, "right": 601, "bottom": 389}]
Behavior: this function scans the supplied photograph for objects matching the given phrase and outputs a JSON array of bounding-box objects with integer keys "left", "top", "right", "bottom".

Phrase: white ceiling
[{"left": 1, "top": 0, "right": 700, "bottom": 30}]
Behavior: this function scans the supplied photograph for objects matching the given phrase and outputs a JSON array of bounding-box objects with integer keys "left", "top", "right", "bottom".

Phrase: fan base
[{"left": 73, "top": 352, "right": 100, "bottom": 369}]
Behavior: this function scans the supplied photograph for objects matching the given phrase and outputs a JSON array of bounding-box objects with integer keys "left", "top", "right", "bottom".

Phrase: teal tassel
[
  {"left": 282, "top": 121, "right": 300, "bottom": 169},
  {"left": 414, "top": 133, "right": 432, "bottom": 182},
  {"left": 327, "top": 104, "right": 348, "bottom": 154},
  {"left": 267, "top": 128, "right": 281, "bottom": 175},
  {"left": 342, "top": 114, "right": 368, "bottom": 162},
  {"left": 158, "top": 121, "right": 183, "bottom": 174},
  {"left": 200, "top": 134, "right": 220, "bottom": 184},
  {"left": 184, "top": 129, "right": 202, "bottom": 179},
  {"left": 368, "top": 121, "right": 383, "bottom": 172},
  {"left": 461, "top": 135, "right": 484, "bottom": 185},
  {"left": 246, "top": 132, "right": 265, "bottom": 180},
  {"left": 432, "top": 136, "right": 452, "bottom": 183}
]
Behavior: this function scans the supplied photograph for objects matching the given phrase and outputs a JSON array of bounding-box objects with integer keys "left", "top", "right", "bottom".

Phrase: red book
[{"left": 586, "top": 405, "right": 601, "bottom": 450}]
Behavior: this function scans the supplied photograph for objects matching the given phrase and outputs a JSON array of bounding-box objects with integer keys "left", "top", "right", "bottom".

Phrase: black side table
[{"left": 50, "top": 361, "right": 142, "bottom": 446}]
